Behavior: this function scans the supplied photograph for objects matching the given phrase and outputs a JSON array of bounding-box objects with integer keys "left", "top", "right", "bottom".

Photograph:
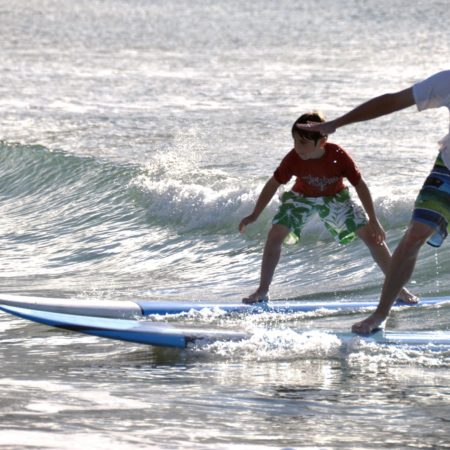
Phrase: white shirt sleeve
[
  {"left": 412, "top": 70, "right": 450, "bottom": 111},
  {"left": 412, "top": 71, "right": 450, "bottom": 169}
]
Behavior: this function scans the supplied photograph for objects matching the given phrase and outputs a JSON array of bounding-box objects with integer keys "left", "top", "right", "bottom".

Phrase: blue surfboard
[
  {"left": 0, "top": 305, "right": 247, "bottom": 348},
  {"left": 0, "top": 293, "right": 449, "bottom": 318},
  {"left": 1, "top": 304, "right": 449, "bottom": 350}
]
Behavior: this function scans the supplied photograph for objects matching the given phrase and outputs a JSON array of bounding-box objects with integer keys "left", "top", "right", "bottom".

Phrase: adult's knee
[{"left": 402, "top": 221, "right": 434, "bottom": 247}]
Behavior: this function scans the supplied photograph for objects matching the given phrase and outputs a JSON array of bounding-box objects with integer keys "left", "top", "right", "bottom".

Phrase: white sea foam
[{"left": 203, "top": 328, "right": 343, "bottom": 360}]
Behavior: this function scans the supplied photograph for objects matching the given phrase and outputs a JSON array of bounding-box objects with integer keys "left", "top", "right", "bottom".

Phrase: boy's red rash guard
[{"left": 273, "top": 142, "right": 362, "bottom": 197}]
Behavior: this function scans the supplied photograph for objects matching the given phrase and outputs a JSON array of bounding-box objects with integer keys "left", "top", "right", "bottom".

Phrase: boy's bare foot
[
  {"left": 352, "top": 312, "right": 387, "bottom": 335},
  {"left": 397, "top": 289, "right": 419, "bottom": 305},
  {"left": 242, "top": 290, "right": 269, "bottom": 304}
]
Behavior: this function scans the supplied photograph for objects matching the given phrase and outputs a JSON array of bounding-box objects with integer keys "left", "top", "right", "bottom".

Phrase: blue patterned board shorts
[
  {"left": 272, "top": 188, "right": 368, "bottom": 245},
  {"left": 413, "top": 154, "right": 450, "bottom": 247}
]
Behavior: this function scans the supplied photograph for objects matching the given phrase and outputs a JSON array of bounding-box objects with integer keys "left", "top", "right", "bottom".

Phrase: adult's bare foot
[
  {"left": 242, "top": 290, "right": 269, "bottom": 304},
  {"left": 352, "top": 312, "right": 387, "bottom": 335}
]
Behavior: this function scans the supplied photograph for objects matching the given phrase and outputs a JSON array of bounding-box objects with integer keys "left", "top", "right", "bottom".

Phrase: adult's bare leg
[
  {"left": 356, "top": 224, "right": 418, "bottom": 304},
  {"left": 352, "top": 220, "right": 435, "bottom": 334}
]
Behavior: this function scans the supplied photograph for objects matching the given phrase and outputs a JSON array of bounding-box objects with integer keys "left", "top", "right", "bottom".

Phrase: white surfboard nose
[{"left": 0, "top": 293, "right": 142, "bottom": 318}]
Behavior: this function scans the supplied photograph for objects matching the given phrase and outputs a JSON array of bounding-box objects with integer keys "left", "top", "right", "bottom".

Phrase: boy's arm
[
  {"left": 297, "top": 87, "right": 415, "bottom": 136},
  {"left": 353, "top": 178, "right": 385, "bottom": 244},
  {"left": 239, "top": 176, "right": 280, "bottom": 233}
]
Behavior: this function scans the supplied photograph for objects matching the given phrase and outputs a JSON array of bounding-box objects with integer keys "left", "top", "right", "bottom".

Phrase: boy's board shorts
[
  {"left": 272, "top": 188, "right": 368, "bottom": 245},
  {"left": 413, "top": 154, "right": 450, "bottom": 247}
]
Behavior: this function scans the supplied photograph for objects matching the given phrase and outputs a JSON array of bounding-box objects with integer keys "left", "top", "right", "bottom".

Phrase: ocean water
[{"left": 0, "top": 0, "right": 449, "bottom": 448}]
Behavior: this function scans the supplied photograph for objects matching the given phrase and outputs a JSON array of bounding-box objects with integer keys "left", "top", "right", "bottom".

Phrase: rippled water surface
[{"left": 0, "top": 0, "right": 449, "bottom": 448}]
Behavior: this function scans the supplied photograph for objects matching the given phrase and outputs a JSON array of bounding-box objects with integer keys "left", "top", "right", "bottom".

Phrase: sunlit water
[{"left": 0, "top": 0, "right": 449, "bottom": 448}]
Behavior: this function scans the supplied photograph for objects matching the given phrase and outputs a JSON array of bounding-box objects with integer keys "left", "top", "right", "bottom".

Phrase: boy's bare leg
[
  {"left": 356, "top": 224, "right": 418, "bottom": 304},
  {"left": 353, "top": 221, "right": 435, "bottom": 334},
  {"left": 243, "top": 224, "right": 290, "bottom": 304}
]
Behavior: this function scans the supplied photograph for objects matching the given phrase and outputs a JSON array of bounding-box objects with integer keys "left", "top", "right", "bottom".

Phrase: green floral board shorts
[{"left": 273, "top": 188, "right": 368, "bottom": 244}]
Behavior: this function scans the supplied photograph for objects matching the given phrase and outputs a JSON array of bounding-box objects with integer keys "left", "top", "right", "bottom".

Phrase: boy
[
  {"left": 239, "top": 112, "right": 416, "bottom": 304},
  {"left": 297, "top": 70, "right": 450, "bottom": 334}
]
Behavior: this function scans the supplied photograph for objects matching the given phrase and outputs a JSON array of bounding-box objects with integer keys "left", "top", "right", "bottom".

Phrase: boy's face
[{"left": 293, "top": 133, "right": 326, "bottom": 160}]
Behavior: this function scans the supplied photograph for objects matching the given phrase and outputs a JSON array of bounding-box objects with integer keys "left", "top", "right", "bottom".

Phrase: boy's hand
[
  {"left": 239, "top": 214, "right": 257, "bottom": 233},
  {"left": 367, "top": 219, "right": 386, "bottom": 244}
]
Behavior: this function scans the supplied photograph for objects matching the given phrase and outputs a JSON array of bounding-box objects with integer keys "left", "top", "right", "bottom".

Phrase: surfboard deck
[
  {"left": 0, "top": 293, "right": 449, "bottom": 318},
  {"left": 1, "top": 304, "right": 449, "bottom": 350}
]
